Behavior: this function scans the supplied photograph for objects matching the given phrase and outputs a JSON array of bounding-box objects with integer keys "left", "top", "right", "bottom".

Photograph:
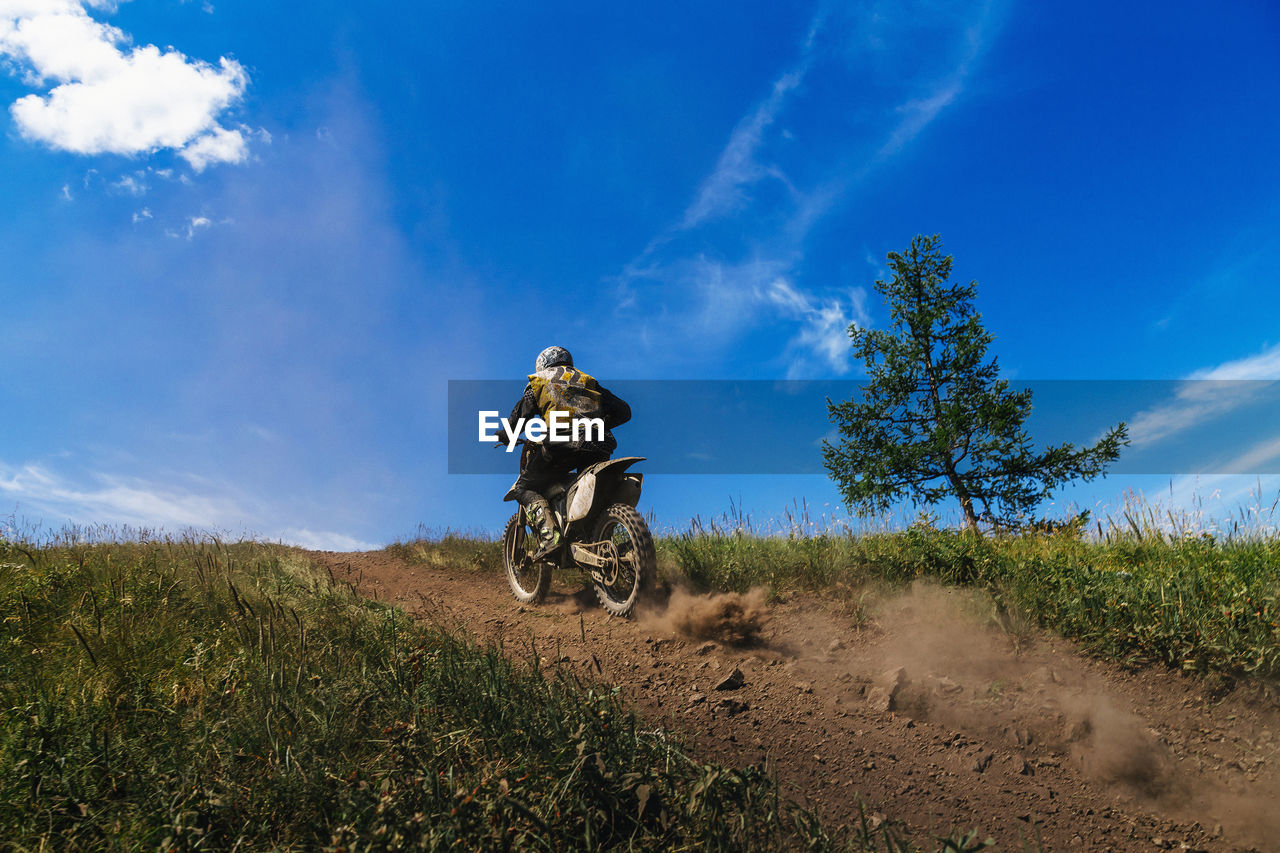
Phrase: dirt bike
[{"left": 501, "top": 440, "right": 655, "bottom": 617}]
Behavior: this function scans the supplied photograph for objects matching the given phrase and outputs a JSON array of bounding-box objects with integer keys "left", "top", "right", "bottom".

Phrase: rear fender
[
  {"left": 565, "top": 457, "right": 645, "bottom": 522},
  {"left": 610, "top": 472, "right": 642, "bottom": 508}
]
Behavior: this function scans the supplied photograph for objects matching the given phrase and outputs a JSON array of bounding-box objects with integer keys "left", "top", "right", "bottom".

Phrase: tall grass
[
  {"left": 660, "top": 494, "right": 1280, "bottom": 681},
  {"left": 0, "top": 530, "right": 947, "bottom": 851},
  {"left": 385, "top": 524, "right": 503, "bottom": 573}
]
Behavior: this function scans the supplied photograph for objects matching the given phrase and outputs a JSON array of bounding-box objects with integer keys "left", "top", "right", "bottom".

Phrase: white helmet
[{"left": 535, "top": 346, "right": 573, "bottom": 372}]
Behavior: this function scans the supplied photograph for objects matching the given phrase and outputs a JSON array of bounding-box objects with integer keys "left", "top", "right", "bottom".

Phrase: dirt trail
[{"left": 312, "top": 549, "right": 1280, "bottom": 852}]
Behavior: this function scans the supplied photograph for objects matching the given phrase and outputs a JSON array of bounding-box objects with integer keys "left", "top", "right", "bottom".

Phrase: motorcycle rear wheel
[
  {"left": 591, "top": 503, "right": 655, "bottom": 617},
  {"left": 503, "top": 509, "right": 551, "bottom": 605}
]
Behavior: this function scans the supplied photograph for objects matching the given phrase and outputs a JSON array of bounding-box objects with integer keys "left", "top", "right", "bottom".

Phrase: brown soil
[{"left": 311, "top": 549, "right": 1280, "bottom": 852}]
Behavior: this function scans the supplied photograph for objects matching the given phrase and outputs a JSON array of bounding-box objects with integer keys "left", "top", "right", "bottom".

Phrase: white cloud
[
  {"left": 180, "top": 124, "right": 247, "bottom": 172},
  {"left": 165, "top": 214, "right": 214, "bottom": 239},
  {"left": 0, "top": 460, "right": 377, "bottom": 551},
  {"left": 681, "top": 66, "right": 805, "bottom": 229},
  {"left": 0, "top": 0, "right": 250, "bottom": 167},
  {"left": 624, "top": 259, "right": 869, "bottom": 374},
  {"left": 130, "top": 206, "right": 150, "bottom": 223},
  {"left": 610, "top": 3, "right": 1002, "bottom": 376},
  {"left": 110, "top": 170, "right": 146, "bottom": 195},
  {"left": 765, "top": 278, "right": 871, "bottom": 377},
  {"left": 277, "top": 528, "right": 378, "bottom": 552},
  {"left": 1216, "top": 434, "right": 1280, "bottom": 475},
  {"left": 0, "top": 461, "right": 244, "bottom": 529},
  {"left": 1188, "top": 341, "right": 1280, "bottom": 381},
  {"left": 878, "top": 79, "right": 962, "bottom": 158},
  {"left": 1128, "top": 342, "right": 1280, "bottom": 447}
]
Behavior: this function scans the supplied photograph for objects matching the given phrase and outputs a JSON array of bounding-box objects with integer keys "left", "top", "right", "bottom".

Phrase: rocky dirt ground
[{"left": 310, "top": 549, "right": 1280, "bottom": 852}]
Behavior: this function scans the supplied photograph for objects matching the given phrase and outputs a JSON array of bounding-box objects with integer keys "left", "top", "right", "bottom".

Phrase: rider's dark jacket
[{"left": 507, "top": 366, "right": 631, "bottom": 461}]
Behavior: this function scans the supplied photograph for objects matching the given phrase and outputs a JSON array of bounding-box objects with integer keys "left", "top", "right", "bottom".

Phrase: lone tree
[{"left": 822, "top": 234, "right": 1128, "bottom": 531}]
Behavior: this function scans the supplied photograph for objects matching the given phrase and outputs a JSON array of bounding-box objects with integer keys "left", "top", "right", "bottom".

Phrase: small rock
[
  {"left": 970, "top": 752, "right": 993, "bottom": 773},
  {"left": 688, "top": 693, "right": 706, "bottom": 706},
  {"left": 827, "top": 638, "right": 847, "bottom": 653},
  {"left": 714, "top": 668, "right": 745, "bottom": 691},
  {"left": 866, "top": 687, "right": 892, "bottom": 711},
  {"left": 1063, "top": 716, "right": 1093, "bottom": 743},
  {"left": 795, "top": 681, "right": 814, "bottom": 694},
  {"left": 1018, "top": 758, "right": 1035, "bottom": 776},
  {"left": 713, "top": 697, "right": 749, "bottom": 716},
  {"left": 696, "top": 641, "right": 718, "bottom": 655},
  {"left": 868, "top": 812, "right": 885, "bottom": 830},
  {"left": 935, "top": 676, "right": 963, "bottom": 695},
  {"left": 867, "top": 667, "right": 908, "bottom": 712}
]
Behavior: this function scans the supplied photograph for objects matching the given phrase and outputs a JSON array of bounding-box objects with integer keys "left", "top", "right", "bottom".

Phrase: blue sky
[{"left": 2, "top": 0, "right": 1279, "bottom": 547}]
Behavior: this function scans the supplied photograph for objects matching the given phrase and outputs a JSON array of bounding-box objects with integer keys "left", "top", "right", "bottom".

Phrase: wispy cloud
[
  {"left": 681, "top": 66, "right": 806, "bottom": 230},
  {"left": 0, "top": 460, "right": 376, "bottom": 550},
  {"left": 874, "top": 4, "right": 991, "bottom": 158},
  {"left": 1188, "top": 341, "right": 1280, "bottom": 381},
  {"left": 277, "top": 528, "right": 378, "bottom": 552},
  {"left": 610, "top": 2, "right": 1001, "bottom": 376},
  {"left": 164, "top": 214, "right": 217, "bottom": 239},
  {"left": 110, "top": 171, "right": 147, "bottom": 196},
  {"left": 1217, "top": 434, "right": 1280, "bottom": 474},
  {"left": 1129, "top": 342, "right": 1280, "bottom": 447},
  {"left": 0, "top": 461, "right": 247, "bottom": 530},
  {"left": 765, "top": 278, "right": 870, "bottom": 377},
  {"left": 0, "top": 0, "right": 251, "bottom": 169}
]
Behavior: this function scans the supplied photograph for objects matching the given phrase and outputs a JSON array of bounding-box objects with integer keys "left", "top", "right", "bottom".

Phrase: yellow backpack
[{"left": 527, "top": 365, "right": 604, "bottom": 423}]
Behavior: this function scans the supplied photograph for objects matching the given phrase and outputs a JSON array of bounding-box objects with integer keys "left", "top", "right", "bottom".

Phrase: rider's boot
[{"left": 525, "top": 497, "right": 562, "bottom": 561}]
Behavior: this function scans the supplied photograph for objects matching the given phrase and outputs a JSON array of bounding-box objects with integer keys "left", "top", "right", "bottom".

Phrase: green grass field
[
  {"left": 394, "top": 499, "right": 1280, "bottom": 683},
  {"left": 5, "top": 492, "right": 1277, "bottom": 850},
  {"left": 660, "top": 505, "right": 1280, "bottom": 681},
  {"left": 0, "top": 531, "right": 937, "bottom": 852}
]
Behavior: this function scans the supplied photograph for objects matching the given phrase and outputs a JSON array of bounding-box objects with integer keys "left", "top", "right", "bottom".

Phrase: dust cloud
[
  {"left": 646, "top": 586, "right": 770, "bottom": 646},
  {"left": 839, "top": 581, "right": 1280, "bottom": 848}
]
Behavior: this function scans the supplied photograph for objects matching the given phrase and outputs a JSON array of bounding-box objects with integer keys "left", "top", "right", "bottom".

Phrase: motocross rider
[{"left": 507, "top": 346, "right": 631, "bottom": 560}]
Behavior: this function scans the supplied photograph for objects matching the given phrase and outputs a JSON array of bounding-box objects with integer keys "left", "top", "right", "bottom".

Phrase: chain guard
[{"left": 573, "top": 539, "right": 620, "bottom": 585}]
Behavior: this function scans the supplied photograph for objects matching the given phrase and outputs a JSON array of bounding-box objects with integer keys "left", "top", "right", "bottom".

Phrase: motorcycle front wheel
[
  {"left": 503, "top": 509, "right": 551, "bottom": 605},
  {"left": 591, "top": 503, "right": 656, "bottom": 617}
]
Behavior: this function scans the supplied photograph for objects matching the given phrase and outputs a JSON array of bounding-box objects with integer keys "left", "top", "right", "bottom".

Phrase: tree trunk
[
  {"left": 944, "top": 462, "right": 980, "bottom": 531},
  {"left": 908, "top": 286, "right": 979, "bottom": 534}
]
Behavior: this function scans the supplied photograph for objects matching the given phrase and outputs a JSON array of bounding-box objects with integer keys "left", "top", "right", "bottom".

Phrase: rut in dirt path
[{"left": 311, "top": 548, "right": 1280, "bottom": 853}]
